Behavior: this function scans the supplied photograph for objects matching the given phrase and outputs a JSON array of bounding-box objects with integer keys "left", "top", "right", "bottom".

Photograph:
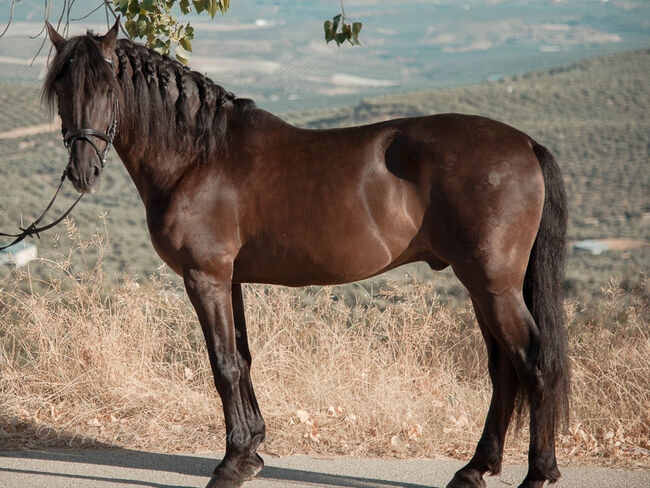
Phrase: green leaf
[
  {"left": 192, "top": 0, "right": 205, "bottom": 13},
  {"left": 324, "top": 21, "right": 335, "bottom": 43},
  {"left": 207, "top": 0, "right": 218, "bottom": 19},
  {"left": 151, "top": 38, "right": 167, "bottom": 53},
  {"left": 116, "top": 0, "right": 129, "bottom": 14},
  {"left": 222, "top": 0, "right": 230, "bottom": 12},
  {"left": 144, "top": 20, "right": 155, "bottom": 36},
  {"left": 180, "top": 0, "right": 191, "bottom": 14},
  {"left": 136, "top": 17, "right": 148, "bottom": 37},
  {"left": 185, "top": 24, "right": 194, "bottom": 39},
  {"left": 175, "top": 44, "right": 190, "bottom": 65},
  {"left": 179, "top": 36, "right": 192, "bottom": 51},
  {"left": 352, "top": 22, "right": 362, "bottom": 36},
  {"left": 141, "top": 0, "right": 155, "bottom": 11},
  {"left": 128, "top": 0, "right": 140, "bottom": 15},
  {"left": 125, "top": 19, "right": 137, "bottom": 38},
  {"left": 332, "top": 14, "right": 341, "bottom": 33}
]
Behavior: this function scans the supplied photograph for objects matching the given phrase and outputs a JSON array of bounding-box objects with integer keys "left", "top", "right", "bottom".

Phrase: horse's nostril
[{"left": 93, "top": 165, "right": 101, "bottom": 178}]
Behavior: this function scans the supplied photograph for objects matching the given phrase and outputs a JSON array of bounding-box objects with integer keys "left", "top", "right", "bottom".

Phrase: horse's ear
[
  {"left": 100, "top": 16, "right": 120, "bottom": 52},
  {"left": 46, "top": 22, "right": 65, "bottom": 52}
]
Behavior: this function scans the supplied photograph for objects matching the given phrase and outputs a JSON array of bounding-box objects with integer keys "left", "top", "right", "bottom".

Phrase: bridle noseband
[{"left": 62, "top": 57, "right": 119, "bottom": 169}]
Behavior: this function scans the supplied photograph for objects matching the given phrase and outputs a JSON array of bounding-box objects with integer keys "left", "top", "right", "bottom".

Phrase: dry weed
[{"left": 0, "top": 226, "right": 647, "bottom": 468}]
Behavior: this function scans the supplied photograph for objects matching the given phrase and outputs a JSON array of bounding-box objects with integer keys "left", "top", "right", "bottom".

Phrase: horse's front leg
[{"left": 183, "top": 268, "right": 265, "bottom": 488}]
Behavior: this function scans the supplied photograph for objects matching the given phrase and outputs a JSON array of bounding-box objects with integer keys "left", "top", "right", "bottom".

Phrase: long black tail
[{"left": 524, "top": 142, "right": 570, "bottom": 431}]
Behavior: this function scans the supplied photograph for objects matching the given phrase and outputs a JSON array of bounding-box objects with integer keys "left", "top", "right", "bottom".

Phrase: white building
[{"left": 0, "top": 242, "right": 38, "bottom": 267}]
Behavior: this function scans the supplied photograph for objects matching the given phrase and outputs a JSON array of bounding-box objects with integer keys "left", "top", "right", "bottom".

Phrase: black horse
[{"left": 44, "top": 20, "right": 569, "bottom": 488}]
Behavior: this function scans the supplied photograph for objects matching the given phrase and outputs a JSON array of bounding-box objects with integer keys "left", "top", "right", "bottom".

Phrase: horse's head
[{"left": 45, "top": 20, "right": 121, "bottom": 193}]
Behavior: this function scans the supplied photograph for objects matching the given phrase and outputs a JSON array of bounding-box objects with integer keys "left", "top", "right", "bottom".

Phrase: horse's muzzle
[{"left": 66, "top": 160, "right": 101, "bottom": 193}]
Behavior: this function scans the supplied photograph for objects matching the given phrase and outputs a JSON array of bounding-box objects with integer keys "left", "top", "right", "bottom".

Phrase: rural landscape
[{"left": 0, "top": 0, "right": 648, "bottom": 480}]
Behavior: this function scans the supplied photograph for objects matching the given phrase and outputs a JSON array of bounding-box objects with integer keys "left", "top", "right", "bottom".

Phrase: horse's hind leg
[
  {"left": 448, "top": 283, "right": 560, "bottom": 488},
  {"left": 183, "top": 270, "right": 265, "bottom": 488},
  {"left": 480, "top": 291, "right": 561, "bottom": 488},
  {"left": 447, "top": 300, "right": 519, "bottom": 488}
]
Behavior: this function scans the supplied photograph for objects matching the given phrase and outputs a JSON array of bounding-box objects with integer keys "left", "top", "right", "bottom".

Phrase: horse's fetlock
[
  {"left": 528, "top": 448, "right": 560, "bottom": 483},
  {"left": 472, "top": 438, "right": 502, "bottom": 474},
  {"left": 250, "top": 417, "right": 266, "bottom": 441}
]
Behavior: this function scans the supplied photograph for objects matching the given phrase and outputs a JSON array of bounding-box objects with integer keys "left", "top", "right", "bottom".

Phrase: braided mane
[{"left": 43, "top": 33, "right": 256, "bottom": 160}]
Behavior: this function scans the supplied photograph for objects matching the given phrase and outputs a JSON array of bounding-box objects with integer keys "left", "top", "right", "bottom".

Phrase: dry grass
[{"left": 0, "top": 226, "right": 648, "bottom": 469}]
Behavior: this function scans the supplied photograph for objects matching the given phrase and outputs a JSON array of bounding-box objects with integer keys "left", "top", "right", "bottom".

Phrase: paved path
[{"left": 0, "top": 449, "right": 647, "bottom": 488}]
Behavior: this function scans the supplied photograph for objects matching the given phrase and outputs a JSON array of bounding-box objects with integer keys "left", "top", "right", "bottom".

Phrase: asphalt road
[{"left": 0, "top": 449, "right": 648, "bottom": 488}]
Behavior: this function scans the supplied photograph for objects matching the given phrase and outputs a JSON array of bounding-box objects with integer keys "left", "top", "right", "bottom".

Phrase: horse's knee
[{"left": 212, "top": 360, "right": 241, "bottom": 392}]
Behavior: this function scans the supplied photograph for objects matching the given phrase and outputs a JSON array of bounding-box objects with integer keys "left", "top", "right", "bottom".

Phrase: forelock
[{"left": 42, "top": 32, "right": 119, "bottom": 114}]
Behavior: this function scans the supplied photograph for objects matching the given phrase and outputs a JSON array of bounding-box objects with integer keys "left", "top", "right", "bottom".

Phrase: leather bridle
[
  {"left": 62, "top": 58, "right": 119, "bottom": 169},
  {"left": 0, "top": 57, "right": 119, "bottom": 252}
]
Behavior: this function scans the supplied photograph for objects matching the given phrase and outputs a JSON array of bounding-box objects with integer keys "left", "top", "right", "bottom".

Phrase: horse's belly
[
  {"left": 232, "top": 231, "right": 406, "bottom": 286},
  {"left": 234, "top": 145, "right": 428, "bottom": 285},
  {"left": 233, "top": 207, "right": 422, "bottom": 286}
]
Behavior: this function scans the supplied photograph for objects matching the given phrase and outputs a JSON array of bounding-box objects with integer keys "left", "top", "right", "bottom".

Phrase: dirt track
[{"left": 0, "top": 122, "right": 58, "bottom": 140}]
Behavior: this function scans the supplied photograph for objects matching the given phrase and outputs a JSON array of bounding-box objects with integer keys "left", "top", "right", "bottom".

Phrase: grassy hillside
[{"left": 0, "top": 49, "right": 648, "bottom": 296}]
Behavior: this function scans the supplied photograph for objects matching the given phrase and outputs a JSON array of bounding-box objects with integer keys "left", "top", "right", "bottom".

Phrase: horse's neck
[
  {"left": 115, "top": 134, "right": 185, "bottom": 207},
  {"left": 113, "top": 98, "right": 248, "bottom": 209},
  {"left": 111, "top": 61, "right": 278, "bottom": 208},
  {"left": 113, "top": 117, "right": 192, "bottom": 208}
]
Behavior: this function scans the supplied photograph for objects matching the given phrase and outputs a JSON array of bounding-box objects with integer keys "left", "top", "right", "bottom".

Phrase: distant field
[{"left": 1, "top": 48, "right": 647, "bottom": 297}]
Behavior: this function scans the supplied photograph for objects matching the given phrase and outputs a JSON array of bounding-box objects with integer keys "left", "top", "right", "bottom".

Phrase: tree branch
[{"left": 0, "top": 0, "right": 17, "bottom": 40}]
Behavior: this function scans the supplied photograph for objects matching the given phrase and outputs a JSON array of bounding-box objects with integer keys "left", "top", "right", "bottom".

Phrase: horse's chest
[{"left": 146, "top": 220, "right": 184, "bottom": 275}]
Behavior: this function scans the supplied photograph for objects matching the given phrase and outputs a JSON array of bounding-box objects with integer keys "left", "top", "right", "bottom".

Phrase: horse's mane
[{"left": 43, "top": 32, "right": 256, "bottom": 160}]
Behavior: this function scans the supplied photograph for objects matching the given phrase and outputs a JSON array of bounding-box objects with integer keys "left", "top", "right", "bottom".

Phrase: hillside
[{"left": 0, "top": 49, "right": 648, "bottom": 295}]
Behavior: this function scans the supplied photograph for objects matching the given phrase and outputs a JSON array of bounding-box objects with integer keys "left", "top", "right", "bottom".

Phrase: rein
[
  {"left": 0, "top": 170, "right": 83, "bottom": 251},
  {"left": 0, "top": 57, "right": 118, "bottom": 253}
]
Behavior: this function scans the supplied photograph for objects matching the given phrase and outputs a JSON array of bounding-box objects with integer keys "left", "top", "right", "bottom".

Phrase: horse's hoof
[
  {"left": 446, "top": 468, "right": 487, "bottom": 488},
  {"left": 517, "top": 463, "right": 560, "bottom": 487},
  {"left": 210, "top": 452, "right": 264, "bottom": 486},
  {"left": 240, "top": 453, "right": 264, "bottom": 479},
  {"left": 517, "top": 477, "right": 551, "bottom": 488},
  {"left": 205, "top": 476, "right": 242, "bottom": 488},
  {"left": 517, "top": 482, "right": 546, "bottom": 488}
]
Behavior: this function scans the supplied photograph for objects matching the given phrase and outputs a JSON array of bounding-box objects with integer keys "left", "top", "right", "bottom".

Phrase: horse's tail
[{"left": 523, "top": 142, "right": 570, "bottom": 431}]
